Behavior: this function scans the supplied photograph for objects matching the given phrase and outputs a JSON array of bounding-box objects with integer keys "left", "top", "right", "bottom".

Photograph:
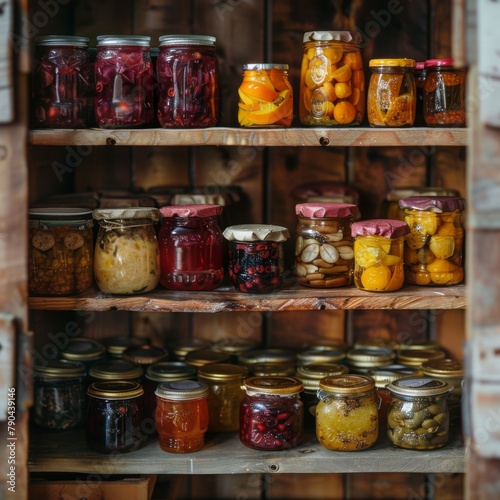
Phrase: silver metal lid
[
  {"left": 155, "top": 380, "right": 209, "bottom": 400},
  {"left": 36, "top": 35, "right": 89, "bottom": 47},
  {"left": 159, "top": 34, "right": 216, "bottom": 46},
  {"left": 97, "top": 35, "right": 151, "bottom": 47}
]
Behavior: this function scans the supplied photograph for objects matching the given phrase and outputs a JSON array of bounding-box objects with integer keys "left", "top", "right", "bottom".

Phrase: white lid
[{"left": 223, "top": 224, "right": 290, "bottom": 242}]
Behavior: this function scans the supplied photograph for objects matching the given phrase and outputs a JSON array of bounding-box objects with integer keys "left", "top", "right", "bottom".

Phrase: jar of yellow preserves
[{"left": 316, "top": 374, "right": 378, "bottom": 451}]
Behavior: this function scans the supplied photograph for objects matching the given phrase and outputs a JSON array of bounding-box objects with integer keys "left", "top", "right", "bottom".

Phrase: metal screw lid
[
  {"left": 318, "top": 374, "right": 375, "bottom": 395},
  {"left": 87, "top": 380, "right": 144, "bottom": 399},
  {"left": 197, "top": 363, "right": 248, "bottom": 382},
  {"left": 243, "top": 376, "right": 303, "bottom": 395},
  {"left": 387, "top": 376, "right": 451, "bottom": 398},
  {"left": 88, "top": 360, "right": 144, "bottom": 381},
  {"left": 155, "top": 380, "right": 209, "bottom": 400},
  {"left": 34, "top": 359, "right": 86, "bottom": 378}
]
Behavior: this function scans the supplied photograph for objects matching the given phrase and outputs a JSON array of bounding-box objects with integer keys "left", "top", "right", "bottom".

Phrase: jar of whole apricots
[{"left": 300, "top": 31, "right": 365, "bottom": 126}]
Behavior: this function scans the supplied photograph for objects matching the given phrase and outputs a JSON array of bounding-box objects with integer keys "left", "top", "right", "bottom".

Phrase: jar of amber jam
[
  {"left": 399, "top": 196, "right": 465, "bottom": 285},
  {"left": 240, "top": 376, "right": 304, "bottom": 451},
  {"left": 300, "top": 31, "right": 365, "bottom": 126},
  {"left": 238, "top": 64, "right": 293, "bottom": 127},
  {"left": 33, "top": 35, "right": 91, "bottom": 128},
  {"left": 155, "top": 380, "right": 209, "bottom": 453},
  {"left": 351, "top": 219, "right": 409, "bottom": 292},
  {"left": 157, "top": 35, "right": 220, "bottom": 128},
  {"left": 316, "top": 374, "right": 378, "bottom": 451},
  {"left": 159, "top": 204, "right": 224, "bottom": 290},
  {"left": 367, "top": 58, "right": 416, "bottom": 127},
  {"left": 295, "top": 203, "right": 357, "bottom": 288}
]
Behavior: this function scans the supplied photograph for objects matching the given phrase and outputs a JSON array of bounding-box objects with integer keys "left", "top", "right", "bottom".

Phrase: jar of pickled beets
[
  {"left": 240, "top": 376, "right": 304, "bottom": 451},
  {"left": 94, "top": 35, "right": 154, "bottom": 128},
  {"left": 157, "top": 34, "right": 220, "bottom": 128}
]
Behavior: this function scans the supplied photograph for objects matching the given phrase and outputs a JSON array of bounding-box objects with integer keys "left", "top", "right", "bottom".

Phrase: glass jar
[
  {"left": 33, "top": 35, "right": 91, "bottom": 128},
  {"left": 158, "top": 204, "right": 224, "bottom": 291},
  {"left": 386, "top": 376, "right": 452, "bottom": 450},
  {"left": 423, "top": 59, "right": 466, "bottom": 127},
  {"left": 157, "top": 34, "right": 220, "bottom": 128},
  {"left": 367, "top": 58, "right": 416, "bottom": 127},
  {"left": 345, "top": 347, "right": 396, "bottom": 374},
  {"left": 104, "top": 335, "right": 149, "bottom": 359},
  {"left": 399, "top": 196, "right": 465, "bottom": 285},
  {"left": 300, "top": 31, "right": 365, "bottom": 126},
  {"left": 60, "top": 337, "right": 107, "bottom": 375},
  {"left": 94, "top": 35, "right": 154, "bottom": 128},
  {"left": 397, "top": 348, "right": 446, "bottom": 368},
  {"left": 197, "top": 363, "right": 248, "bottom": 432},
  {"left": 295, "top": 203, "right": 357, "bottom": 288},
  {"left": 93, "top": 208, "right": 160, "bottom": 294},
  {"left": 89, "top": 359, "right": 144, "bottom": 382},
  {"left": 28, "top": 208, "right": 94, "bottom": 295},
  {"left": 223, "top": 224, "right": 290, "bottom": 293},
  {"left": 238, "top": 63, "right": 293, "bottom": 127},
  {"left": 351, "top": 219, "right": 409, "bottom": 292},
  {"left": 240, "top": 376, "right": 304, "bottom": 451},
  {"left": 414, "top": 62, "right": 426, "bottom": 126},
  {"left": 155, "top": 380, "right": 209, "bottom": 453},
  {"left": 33, "top": 360, "right": 87, "bottom": 431},
  {"left": 86, "top": 380, "right": 144, "bottom": 453}
]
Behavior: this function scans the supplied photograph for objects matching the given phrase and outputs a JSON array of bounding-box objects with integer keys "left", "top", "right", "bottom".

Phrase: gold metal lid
[
  {"left": 145, "top": 361, "right": 196, "bottom": 382},
  {"left": 211, "top": 338, "right": 259, "bottom": 355},
  {"left": 387, "top": 376, "right": 450, "bottom": 398},
  {"left": 184, "top": 349, "right": 231, "bottom": 367},
  {"left": 87, "top": 380, "right": 144, "bottom": 399},
  {"left": 122, "top": 345, "right": 168, "bottom": 365},
  {"left": 104, "top": 336, "right": 149, "bottom": 357},
  {"left": 61, "top": 338, "right": 106, "bottom": 362},
  {"left": 249, "top": 363, "right": 296, "bottom": 377},
  {"left": 420, "top": 358, "right": 464, "bottom": 377},
  {"left": 397, "top": 349, "right": 446, "bottom": 367},
  {"left": 318, "top": 374, "right": 375, "bottom": 395},
  {"left": 244, "top": 376, "right": 303, "bottom": 395},
  {"left": 238, "top": 348, "right": 296, "bottom": 365},
  {"left": 296, "top": 363, "right": 349, "bottom": 391},
  {"left": 354, "top": 338, "right": 401, "bottom": 351},
  {"left": 88, "top": 360, "right": 144, "bottom": 380},
  {"left": 155, "top": 380, "right": 209, "bottom": 401},
  {"left": 369, "top": 58, "right": 416, "bottom": 68},
  {"left": 198, "top": 363, "right": 248, "bottom": 382},
  {"left": 398, "top": 339, "right": 442, "bottom": 351},
  {"left": 34, "top": 359, "right": 85, "bottom": 378},
  {"left": 169, "top": 339, "right": 212, "bottom": 360},
  {"left": 296, "top": 348, "right": 345, "bottom": 365},
  {"left": 346, "top": 348, "right": 395, "bottom": 368},
  {"left": 369, "top": 365, "right": 420, "bottom": 387}
]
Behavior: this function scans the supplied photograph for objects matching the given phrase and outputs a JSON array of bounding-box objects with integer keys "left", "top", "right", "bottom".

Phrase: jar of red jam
[
  {"left": 223, "top": 224, "right": 290, "bottom": 293},
  {"left": 240, "top": 376, "right": 304, "bottom": 451},
  {"left": 33, "top": 35, "right": 91, "bottom": 128},
  {"left": 158, "top": 204, "right": 224, "bottom": 290},
  {"left": 155, "top": 380, "right": 209, "bottom": 453},
  {"left": 157, "top": 34, "right": 220, "bottom": 128},
  {"left": 94, "top": 35, "right": 154, "bottom": 128}
]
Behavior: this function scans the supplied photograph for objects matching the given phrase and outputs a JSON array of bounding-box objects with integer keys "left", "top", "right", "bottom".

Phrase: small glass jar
[
  {"left": 103, "top": 336, "right": 149, "bottom": 359},
  {"left": 223, "top": 224, "right": 290, "bottom": 293},
  {"left": 351, "top": 219, "right": 409, "bottom": 292},
  {"left": 88, "top": 359, "right": 144, "bottom": 382},
  {"left": 33, "top": 35, "right": 91, "bottom": 128},
  {"left": 94, "top": 35, "right": 154, "bottom": 128},
  {"left": 28, "top": 208, "right": 94, "bottom": 295},
  {"left": 386, "top": 376, "right": 452, "bottom": 450},
  {"left": 295, "top": 203, "right": 357, "bottom": 288},
  {"left": 60, "top": 337, "right": 107, "bottom": 375},
  {"left": 240, "top": 376, "right": 304, "bottom": 451},
  {"left": 155, "top": 380, "right": 209, "bottom": 453},
  {"left": 184, "top": 349, "right": 231, "bottom": 368},
  {"left": 423, "top": 59, "right": 466, "bottom": 127},
  {"left": 157, "top": 34, "right": 220, "bottom": 128},
  {"left": 316, "top": 374, "right": 379, "bottom": 451},
  {"left": 367, "top": 58, "right": 416, "bottom": 127},
  {"left": 414, "top": 62, "right": 427, "bottom": 126},
  {"left": 238, "top": 64, "right": 293, "bottom": 127},
  {"left": 197, "top": 363, "right": 248, "bottom": 432},
  {"left": 122, "top": 345, "right": 168, "bottom": 369},
  {"left": 399, "top": 196, "right": 465, "bottom": 286},
  {"left": 158, "top": 204, "right": 224, "bottom": 291},
  {"left": 397, "top": 348, "right": 446, "bottom": 368},
  {"left": 345, "top": 347, "right": 396, "bottom": 374},
  {"left": 86, "top": 380, "right": 144, "bottom": 453},
  {"left": 33, "top": 360, "right": 87, "bottom": 431},
  {"left": 93, "top": 208, "right": 160, "bottom": 294},
  {"left": 300, "top": 31, "right": 365, "bottom": 126}
]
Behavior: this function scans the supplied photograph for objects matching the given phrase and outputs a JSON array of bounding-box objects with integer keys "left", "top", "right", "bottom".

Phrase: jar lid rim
[
  {"left": 242, "top": 63, "right": 289, "bottom": 70},
  {"left": 318, "top": 374, "right": 375, "bottom": 393},
  {"left": 97, "top": 35, "right": 151, "bottom": 46},
  {"left": 303, "top": 31, "right": 362, "bottom": 44},
  {"left": 36, "top": 35, "right": 89, "bottom": 47},
  {"left": 369, "top": 58, "right": 416, "bottom": 68},
  {"left": 155, "top": 380, "right": 209, "bottom": 399},
  {"left": 244, "top": 376, "right": 304, "bottom": 394},
  {"left": 34, "top": 359, "right": 86, "bottom": 377},
  {"left": 87, "top": 380, "right": 144, "bottom": 399},
  {"left": 29, "top": 208, "right": 92, "bottom": 220},
  {"left": 223, "top": 224, "right": 290, "bottom": 242},
  {"left": 92, "top": 207, "right": 160, "bottom": 221},
  {"left": 387, "top": 376, "right": 451, "bottom": 397},
  {"left": 159, "top": 34, "right": 216, "bottom": 46}
]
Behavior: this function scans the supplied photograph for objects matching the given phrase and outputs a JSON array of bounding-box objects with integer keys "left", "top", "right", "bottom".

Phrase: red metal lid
[
  {"left": 424, "top": 58, "right": 454, "bottom": 69},
  {"left": 399, "top": 196, "right": 465, "bottom": 213},
  {"left": 160, "top": 204, "right": 223, "bottom": 218},
  {"left": 415, "top": 61, "right": 425, "bottom": 71},
  {"left": 295, "top": 202, "right": 358, "bottom": 218},
  {"left": 351, "top": 219, "right": 409, "bottom": 238}
]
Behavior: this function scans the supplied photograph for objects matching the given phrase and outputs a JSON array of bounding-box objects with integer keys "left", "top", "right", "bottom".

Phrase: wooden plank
[
  {"left": 0, "top": 314, "right": 16, "bottom": 419},
  {"left": 347, "top": 472, "right": 427, "bottom": 499},
  {"left": 0, "top": 0, "right": 13, "bottom": 123}
]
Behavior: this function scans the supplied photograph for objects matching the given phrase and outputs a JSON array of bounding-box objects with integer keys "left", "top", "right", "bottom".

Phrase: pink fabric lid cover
[
  {"left": 351, "top": 219, "right": 409, "bottom": 238},
  {"left": 160, "top": 204, "right": 223, "bottom": 218},
  {"left": 398, "top": 196, "right": 465, "bottom": 213},
  {"left": 296, "top": 202, "right": 358, "bottom": 218}
]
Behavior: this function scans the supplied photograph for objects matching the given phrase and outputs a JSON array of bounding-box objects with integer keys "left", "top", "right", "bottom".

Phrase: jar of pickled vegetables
[
  {"left": 29, "top": 208, "right": 94, "bottom": 296},
  {"left": 351, "top": 219, "right": 409, "bottom": 292},
  {"left": 33, "top": 35, "right": 91, "bottom": 128},
  {"left": 86, "top": 380, "right": 144, "bottom": 453},
  {"left": 345, "top": 347, "right": 396, "bottom": 374},
  {"left": 399, "top": 196, "right": 465, "bottom": 285},
  {"left": 93, "top": 208, "right": 160, "bottom": 294},
  {"left": 423, "top": 59, "right": 466, "bottom": 127},
  {"left": 88, "top": 359, "right": 144, "bottom": 382},
  {"left": 295, "top": 203, "right": 357, "bottom": 288},
  {"left": 240, "top": 376, "right": 304, "bottom": 451},
  {"left": 60, "top": 337, "right": 107, "bottom": 376},
  {"left": 158, "top": 204, "right": 224, "bottom": 291},
  {"left": 386, "top": 376, "right": 452, "bottom": 450},
  {"left": 155, "top": 380, "right": 209, "bottom": 453},
  {"left": 157, "top": 34, "right": 220, "bottom": 128},
  {"left": 367, "top": 58, "right": 416, "bottom": 127},
  {"left": 414, "top": 62, "right": 426, "bottom": 126},
  {"left": 238, "top": 64, "right": 293, "bottom": 127},
  {"left": 223, "top": 224, "right": 290, "bottom": 293},
  {"left": 197, "top": 363, "right": 248, "bottom": 432},
  {"left": 300, "top": 31, "right": 365, "bottom": 126},
  {"left": 316, "top": 374, "right": 379, "bottom": 451},
  {"left": 95, "top": 35, "right": 154, "bottom": 128}
]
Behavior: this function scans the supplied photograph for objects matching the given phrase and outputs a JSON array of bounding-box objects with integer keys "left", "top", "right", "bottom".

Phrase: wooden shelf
[{"left": 28, "top": 127, "right": 469, "bottom": 148}]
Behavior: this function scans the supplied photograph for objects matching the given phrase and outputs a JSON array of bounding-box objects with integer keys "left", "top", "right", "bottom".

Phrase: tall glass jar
[
  {"left": 316, "top": 374, "right": 378, "bottom": 451},
  {"left": 240, "top": 376, "right": 304, "bottom": 451},
  {"left": 157, "top": 34, "right": 220, "bottom": 128},
  {"left": 33, "top": 35, "right": 91, "bottom": 128},
  {"left": 158, "top": 204, "right": 224, "bottom": 291},
  {"left": 351, "top": 219, "right": 409, "bottom": 292},
  {"left": 93, "top": 208, "right": 160, "bottom": 294},
  {"left": 295, "top": 203, "right": 357, "bottom": 288},
  {"left": 94, "top": 35, "right": 154, "bottom": 128},
  {"left": 223, "top": 224, "right": 290, "bottom": 293},
  {"left": 367, "top": 58, "right": 416, "bottom": 127},
  {"left": 300, "top": 31, "right": 365, "bottom": 126},
  {"left": 399, "top": 196, "right": 465, "bottom": 285},
  {"left": 238, "top": 64, "right": 293, "bottom": 127}
]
